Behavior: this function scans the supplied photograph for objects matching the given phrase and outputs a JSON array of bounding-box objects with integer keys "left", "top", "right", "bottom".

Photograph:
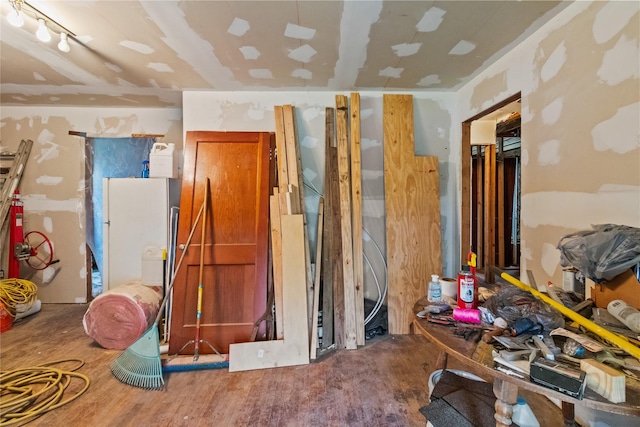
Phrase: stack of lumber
[
  {"left": 230, "top": 93, "right": 441, "bottom": 370},
  {"left": 229, "top": 96, "right": 367, "bottom": 371}
]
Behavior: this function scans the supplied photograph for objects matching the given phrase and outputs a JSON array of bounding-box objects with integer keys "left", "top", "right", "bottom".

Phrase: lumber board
[
  {"left": 497, "top": 146, "right": 505, "bottom": 269},
  {"left": 475, "top": 155, "right": 484, "bottom": 268},
  {"left": 461, "top": 122, "right": 472, "bottom": 263},
  {"left": 282, "top": 105, "right": 313, "bottom": 336},
  {"left": 283, "top": 105, "right": 304, "bottom": 211},
  {"left": 484, "top": 144, "right": 496, "bottom": 283},
  {"left": 383, "top": 94, "right": 442, "bottom": 335},
  {"left": 350, "top": 92, "right": 365, "bottom": 346},
  {"left": 310, "top": 198, "right": 324, "bottom": 359},
  {"left": 336, "top": 94, "right": 357, "bottom": 349},
  {"left": 322, "top": 107, "right": 337, "bottom": 348},
  {"left": 229, "top": 214, "right": 310, "bottom": 371},
  {"left": 274, "top": 106, "right": 289, "bottom": 192},
  {"left": 270, "top": 191, "right": 284, "bottom": 339},
  {"left": 580, "top": 359, "right": 626, "bottom": 403}
]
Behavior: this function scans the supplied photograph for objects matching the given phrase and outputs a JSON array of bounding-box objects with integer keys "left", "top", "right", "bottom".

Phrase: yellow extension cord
[
  {"left": 0, "top": 359, "right": 90, "bottom": 426},
  {"left": 0, "top": 279, "right": 38, "bottom": 318}
]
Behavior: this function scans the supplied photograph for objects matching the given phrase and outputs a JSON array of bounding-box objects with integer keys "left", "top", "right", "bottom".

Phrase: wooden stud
[
  {"left": 274, "top": 106, "right": 289, "bottom": 192},
  {"left": 475, "top": 154, "right": 484, "bottom": 269},
  {"left": 282, "top": 105, "right": 314, "bottom": 338},
  {"left": 336, "top": 94, "right": 357, "bottom": 350},
  {"left": 461, "top": 122, "right": 472, "bottom": 265},
  {"left": 350, "top": 92, "right": 365, "bottom": 346},
  {"left": 497, "top": 139, "right": 505, "bottom": 269},
  {"left": 323, "top": 108, "right": 339, "bottom": 349},
  {"left": 484, "top": 144, "right": 496, "bottom": 283},
  {"left": 283, "top": 105, "right": 304, "bottom": 211},
  {"left": 270, "top": 190, "right": 284, "bottom": 339}
]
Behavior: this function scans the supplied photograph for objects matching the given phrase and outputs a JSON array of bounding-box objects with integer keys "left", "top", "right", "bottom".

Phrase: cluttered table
[{"left": 412, "top": 284, "right": 640, "bottom": 426}]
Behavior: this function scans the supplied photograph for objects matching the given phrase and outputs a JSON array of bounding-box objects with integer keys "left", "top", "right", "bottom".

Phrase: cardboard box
[{"left": 589, "top": 269, "right": 640, "bottom": 310}]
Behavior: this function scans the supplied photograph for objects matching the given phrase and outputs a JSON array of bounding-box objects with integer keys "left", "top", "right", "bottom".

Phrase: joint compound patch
[
  {"left": 541, "top": 243, "right": 560, "bottom": 277},
  {"left": 379, "top": 67, "right": 403, "bottom": 78},
  {"left": 416, "top": 7, "right": 446, "bottom": 32},
  {"left": 449, "top": 40, "right": 476, "bottom": 55},
  {"left": 288, "top": 44, "right": 317, "bottom": 63},
  {"left": 541, "top": 97, "right": 563, "bottom": 125},
  {"left": 418, "top": 75, "right": 441, "bottom": 87},
  {"left": 292, "top": 69, "right": 312, "bottom": 79},
  {"left": 249, "top": 69, "right": 273, "bottom": 79},
  {"left": 119, "top": 40, "right": 155, "bottom": 54},
  {"left": 538, "top": 139, "right": 560, "bottom": 166},
  {"left": 285, "top": 23, "right": 316, "bottom": 40},
  {"left": 540, "top": 42, "right": 567, "bottom": 83},
  {"left": 240, "top": 46, "right": 260, "bottom": 60},
  {"left": 592, "top": 103, "right": 640, "bottom": 153},
  {"left": 598, "top": 35, "right": 639, "bottom": 86},
  {"left": 228, "top": 17, "right": 250, "bottom": 36},
  {"left": 392, "top": 43, "right": 421, "bottom": 57},
  {"left": 147, "top": 63, "right": 174, "bottom": 72}
]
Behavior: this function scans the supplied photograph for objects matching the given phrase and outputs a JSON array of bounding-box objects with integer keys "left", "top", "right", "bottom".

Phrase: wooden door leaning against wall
[{"left": 169, "top": 131, "right": 274, "bottom": 355}]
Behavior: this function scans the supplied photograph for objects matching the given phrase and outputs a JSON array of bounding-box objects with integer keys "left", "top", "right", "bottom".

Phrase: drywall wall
[
  {"left": 183, "top": 90, "right": 457, "bottom": 301},
  {"left": 456, "top": 1, "right": 639, "bottom": 286},
  {"left": 1, "top": 92, "right": 456, "bottom": 304},
  {"left": 0, "top": 107, "right": 182, "bottom": 303}
]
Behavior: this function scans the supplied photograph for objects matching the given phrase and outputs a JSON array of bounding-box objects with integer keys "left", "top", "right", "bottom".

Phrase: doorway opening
[
  {"left": 84, "top": 137, "right": 156, "bottom": 299},
  {"left": 461, "top": 93, "right": 521, "bottom": 284}
]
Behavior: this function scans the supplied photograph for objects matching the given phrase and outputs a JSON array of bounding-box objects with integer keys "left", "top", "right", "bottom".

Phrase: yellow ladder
[{"left": 0, "top": 139, "right": 33, "bottom": 232}]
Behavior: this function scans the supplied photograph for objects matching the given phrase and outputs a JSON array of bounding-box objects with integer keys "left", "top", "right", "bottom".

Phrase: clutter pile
[{"left": 417, "top": 225, "right": 640, "bottom": 419}]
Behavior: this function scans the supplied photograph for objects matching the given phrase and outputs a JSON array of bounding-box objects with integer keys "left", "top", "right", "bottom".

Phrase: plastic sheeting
[{"left": 558, "top": 224, "right": 640, "bottom": 282}]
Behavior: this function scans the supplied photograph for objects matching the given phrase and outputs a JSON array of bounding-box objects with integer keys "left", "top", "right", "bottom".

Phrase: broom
[{"left": 110, "top": 201, "right": 205, "bottom": 390}]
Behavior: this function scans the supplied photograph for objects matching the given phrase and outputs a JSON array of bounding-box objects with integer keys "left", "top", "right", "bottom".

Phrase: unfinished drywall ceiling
[{"left": 0, "top": 0, "right": 570, "bottom": 108}]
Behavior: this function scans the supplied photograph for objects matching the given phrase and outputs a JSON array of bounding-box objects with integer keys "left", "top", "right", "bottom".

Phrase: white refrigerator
[{"left": 102, "top": 177, "right": 181, "bottom": 291}]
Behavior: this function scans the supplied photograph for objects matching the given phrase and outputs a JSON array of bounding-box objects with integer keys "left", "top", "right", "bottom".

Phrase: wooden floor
[{"left": 0, "top": 304, "right": 563, "bottom": 426}]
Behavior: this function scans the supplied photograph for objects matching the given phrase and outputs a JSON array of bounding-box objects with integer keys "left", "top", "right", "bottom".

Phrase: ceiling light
[
  {"left": 58, "top": 32, "right": 70, "bottom": 52},
  {"left": 7, "top": 8, "right": 24, "bottom": 27},
  {"left": 36, "top": 18, "right": 51, "bottom": 42}
]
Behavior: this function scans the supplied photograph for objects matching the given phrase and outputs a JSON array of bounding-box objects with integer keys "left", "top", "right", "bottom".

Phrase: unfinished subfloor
[{"left": 0, "top": 304, "right": 563, "bottom": 426}]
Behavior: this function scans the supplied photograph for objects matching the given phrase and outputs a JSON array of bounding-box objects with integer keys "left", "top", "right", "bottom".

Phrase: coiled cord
[
  {"left": 0, "top": 359, "right": 90, "bottom": 426},
  {"left": 0, "top": 279, "right": 37, "bottom": 318}
]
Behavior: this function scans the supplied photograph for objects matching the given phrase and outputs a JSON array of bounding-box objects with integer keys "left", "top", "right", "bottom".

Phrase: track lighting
[
  {"left": 36, "top": 18, "right": 51, "bottom": 42},
  {"left": 58, "top": 32, "right": 70, "bottom": 52},
  {"left": 5, "top": 0, "right": 75, "bottom": 52},
  {"left": 7, "top": 7, "right": 23, "bottom": 27}
]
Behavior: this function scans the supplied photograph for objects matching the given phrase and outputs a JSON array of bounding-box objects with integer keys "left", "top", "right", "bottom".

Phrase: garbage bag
[
  {"left": 483, "top": 286, "right": 565, "bottom": 332},
  {"left": 557, "top": 224, "right": 640, "bottom": 282}
]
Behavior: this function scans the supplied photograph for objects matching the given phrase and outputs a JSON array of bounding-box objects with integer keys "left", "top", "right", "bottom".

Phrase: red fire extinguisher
[{"left": 8, "top": 190, "right": 24, "bottom": 278}]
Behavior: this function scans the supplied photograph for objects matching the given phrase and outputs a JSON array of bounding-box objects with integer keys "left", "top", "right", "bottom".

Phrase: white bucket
[
  {"left": 149, "top": 142, "right": 178, "bottom": 178},
  {"left": 428, "top": 369, "right": 485, "bottom": 398},
  {"left": 426, "top": 369, "right": 486, "bottom": 427}
]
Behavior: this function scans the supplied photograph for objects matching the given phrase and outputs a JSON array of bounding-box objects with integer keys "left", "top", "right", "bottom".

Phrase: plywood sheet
[{"left": 383, "top": 94, "right": 442, "bottom": 335}]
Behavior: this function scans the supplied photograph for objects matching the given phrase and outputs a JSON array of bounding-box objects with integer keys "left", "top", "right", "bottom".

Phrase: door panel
[{"left": 169, "top": 131, "right": 272, "bottom": 355}]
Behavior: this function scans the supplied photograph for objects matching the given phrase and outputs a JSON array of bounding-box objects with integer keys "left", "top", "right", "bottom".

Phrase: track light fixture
[
  {"left": 58, "top": 32, "right": 70, "bottom": 52},
  {"left": 6, "top": 0, "right": 75, "bottom": 53},
  {"left": 36, "top": 17, "right": 50, "bottom": 42},
  {"left": 7, "top": 0, "right": 23, "bottom": 27}
]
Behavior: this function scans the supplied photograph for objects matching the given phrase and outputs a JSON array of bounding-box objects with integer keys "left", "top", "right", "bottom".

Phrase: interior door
[{"left": 169, "top": 131, "right": 273, "bottom": 355}]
